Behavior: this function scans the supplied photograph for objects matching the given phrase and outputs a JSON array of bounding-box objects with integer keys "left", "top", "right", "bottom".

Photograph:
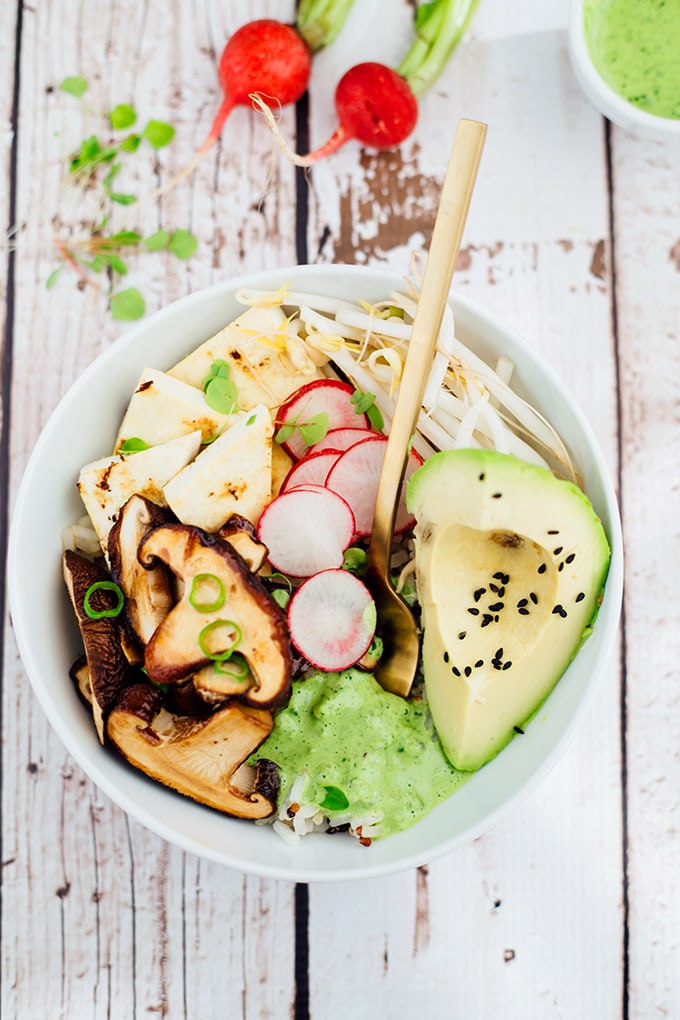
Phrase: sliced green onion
[
  {"left": 214, "top": 653, "right": 250, "bottom": 681},
  {"left": 189, "top": 573, "right": 226, "bottom": 613},
  {"left": 83, "top": 580, "right": 124, "bottom": 620},
  {"left": 198, "top": 619, "right": 242, "bottom": 661}
]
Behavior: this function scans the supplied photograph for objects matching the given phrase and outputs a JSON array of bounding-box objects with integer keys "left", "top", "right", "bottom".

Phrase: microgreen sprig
[{"left": 50, "top": 77, "right": 197, "bottom": 321}]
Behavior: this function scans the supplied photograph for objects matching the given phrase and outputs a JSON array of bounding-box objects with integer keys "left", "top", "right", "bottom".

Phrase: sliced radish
[
  {"left": 280, "top": 449, "right": 341, "bottom": 492},
  {"left": 307, "top": 426, "right": 377, "bottom": 457},
  {"left": 276, "top": 379, "right": 369, "bottom": 460},
  {"left": 256, "top": 487, "right": 355, "bottom": 577},
  {"left": 325, "top": 435, "right": 424, "bottom": 538},
  {"left": 287, "top": 569, "right": 376, "bottom": 671}
]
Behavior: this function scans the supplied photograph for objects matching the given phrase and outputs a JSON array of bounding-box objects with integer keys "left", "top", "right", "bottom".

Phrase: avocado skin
[{"left": 406, "top": 449, "right": 611, "bottom": 771}]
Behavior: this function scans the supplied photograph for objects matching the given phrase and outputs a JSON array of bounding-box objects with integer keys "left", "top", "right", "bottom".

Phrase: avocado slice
[{"left": 406, "top": 449, "right": 611, "bottom": 771}]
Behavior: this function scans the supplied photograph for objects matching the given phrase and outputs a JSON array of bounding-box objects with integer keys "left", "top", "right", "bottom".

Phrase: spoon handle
[{"left": 369, "top": 118, "right": 487, "bottom": 571}]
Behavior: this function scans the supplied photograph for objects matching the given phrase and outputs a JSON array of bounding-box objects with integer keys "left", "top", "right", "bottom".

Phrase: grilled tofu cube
[
  {"left": 164, "top": 405, "right": 273, "bottom": 530},
  {"left": 114, "top": 368, "right": 233, "bottom": 451},
  {"left": 78, "top": 431, "right": 202, "bottom": 552}
]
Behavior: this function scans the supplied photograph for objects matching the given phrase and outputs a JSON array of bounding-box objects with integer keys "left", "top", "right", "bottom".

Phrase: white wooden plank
[
  {"left": 3, "top": 2, "right": 299, "bottom": 1017},
  {"left": 611, "top": 126, "right": 680, "bottom": 1020},
  {"left": 305, "top": 9, "right": 624, "bottom": 1018}
]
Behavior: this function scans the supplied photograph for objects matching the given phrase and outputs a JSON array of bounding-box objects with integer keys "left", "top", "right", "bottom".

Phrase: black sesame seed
[
  {"left": 566, "top": 553, "right": 576, "bottom": 564},
  {"left": 517, "top": 598, "right": 528, "bottom": 608},
  {"left": 488, "top": 602, "right": 504, "bottom": 612},
  {"left": 492, "top": 572, "right": 505, "bottom": 580},
  {"left": 481, "top": 614, "right": 493, "bottom": 628},
  {"left": 503, "top": 661, "right": 512, "bottom": 670},
  {"left": 518, "top": 607, "right": 530, "bottom": 616},
  {"left": 458, "top": 631, "right": 467, "bottom": 640},
  {"left": 530, "top": 592, "right": 538, "bottom": 604},
  {"left": 492, "top": 660, "right": 502, "bottom": 670},
  {"left": 501, "top": 573, "right": 510, "bottom": 584},
  {"left": 489, "top": 583, "right": 500, "bottom": 594},
  {"left": 474, "top": 587, "right": 486, "bottom": 602},
  {"left": 478, "top": 472, "right": 485, "bottom": 481},
  {"left": 547, "top": 529, "right": 559, "bottom": 535},
  {"left": 513, "top": 725, "right": 525, "bottom": 734},
  {"left": 498, "top": 586, "right": 506, "bottom": 597},
  {"left": 495, "top": 648, "right": 503, "bottom": 658},
  {"left": 494, "top": 615, "right": 500, "bottom": 623},
  {"left": 537, "top": 563, "right": 547, "bottom": 574},
  {"left": 575, "top": 592, "right": 585, "bottom": 603},
  {"left": 464, "top": 666, "right": 472, "bottom": 677},
  {"left": 443, "top": 651, "right": 449, "bottom": 663},
  {"left": 452, "top": 666, "right": 461, "bottom": 676},
  {"left": 558, "top": 562, "right": 564, "bottom": 572},
  {"left": 475, "top": 659, "right": 484, "bottom": 668},
  {"left": 467, "top": 606, "right": 480, "bottom": 616},
  {"left": 553, "top": 546, "right": 563, "bottom": 555},
  {"left": 552, "top": 604, "right": 568, "bottom": 618}
]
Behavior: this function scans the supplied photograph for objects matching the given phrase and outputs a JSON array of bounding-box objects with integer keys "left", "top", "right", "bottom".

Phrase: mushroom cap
[
  {"left": 106, "top": 683, "right": 278, "bottom": 819},
  {"left": 138, "top": 524, "right": 292, "bottom": 709},
  {"left": 62, "top": 550, "right": 134, "bottom": 742},
  {"left": 108, "top": 494, "right": 175, "bottom": 645}
]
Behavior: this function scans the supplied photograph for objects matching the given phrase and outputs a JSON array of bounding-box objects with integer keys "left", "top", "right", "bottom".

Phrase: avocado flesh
[{"left": 406, "top": 449, "right": 611, "bottom": 772}]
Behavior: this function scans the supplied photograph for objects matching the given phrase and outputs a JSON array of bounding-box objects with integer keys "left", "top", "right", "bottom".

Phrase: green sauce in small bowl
[{"left": 584, "top": 0, "right": 680, "bottom": 120}]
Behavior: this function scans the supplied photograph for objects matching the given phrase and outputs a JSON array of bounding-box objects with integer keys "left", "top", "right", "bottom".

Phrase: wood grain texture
[{"left": 2, "top": 0, "right": 679, "bottom": 1017}]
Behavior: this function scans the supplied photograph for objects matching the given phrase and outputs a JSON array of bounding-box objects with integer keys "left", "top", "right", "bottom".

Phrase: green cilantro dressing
[
  {"left": 584, "top": 0, "right": 680, "bottom": 119},
  {"left": 253, "top": 669, "right": 467, "bottom": 838}
]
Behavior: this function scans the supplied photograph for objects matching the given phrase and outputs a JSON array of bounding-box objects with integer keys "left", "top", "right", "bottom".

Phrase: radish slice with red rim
[
  {"left": 256, "top": 486, "right": 355, "bottom": 577},
  {"left": 287, "top": 569, "right": 376, "bottom": 671},
  {"left": 325, "top": 434, "right": 423, "bottom": 538},
  {"left": 276, "top": 379, "right": 370, "bottom": 460},
  {"left": 307, "top": 426, "right": 377, "bottom": 457},
  {"left": 280, "top": 449, "right": 341, "bottom": 492}
]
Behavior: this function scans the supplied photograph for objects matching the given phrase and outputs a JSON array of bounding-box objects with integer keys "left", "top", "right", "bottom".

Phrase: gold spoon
[{"left": 367, "top": 118, "right": 487, "bottom": 697}]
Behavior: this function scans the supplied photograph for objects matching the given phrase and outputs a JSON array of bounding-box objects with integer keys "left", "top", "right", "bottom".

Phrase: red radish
[
  {"left": 307, "top": 426, "right": 379, "bottom": 456},
  {"left": 254, "top": 61, "right": 418, "bottom": 165},
  {"left": 256, "top": 486, "right": 355, "bottom": 577},
  {"left": 280, "top": 449, "right": 341, "bottom": 492},
  {"left": 276, "top": 378, "right": 370, "bottom": 460},
  {"left": 326, "top": 435, "right": 423, "bottom": 538},
  {"left": 143, "top": 20, "right": 311, "bottom": 201},
  {"left": 287, "top": 569, "right": 376, "bottom": 671}
]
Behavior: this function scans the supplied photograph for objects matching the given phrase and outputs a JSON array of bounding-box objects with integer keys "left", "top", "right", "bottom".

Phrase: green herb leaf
[
  {"left": 106, "top": 230, "right": 142, "bottom": 247},
  {"left": 143, "top": 229, "right": 170, "bottom": 252},
  {"left": 246, "top": 414, "right": 257, "bottom": 426},
  {"left": 111, "top": 288, "right": 145, "bottom": 321},
  {"left": 366, "top": 402, "right": 384, "bottom": 430},
  {"left": 204, "top": 376, "right": 239, "bottom": 415},
  {"left": 342, "top": 546, "right": 368, "bottom": 573},
  {"left": 106, "top": 253, "right": 128, "bottom": 275},
  {"left": 110, "top": 104, "right": 137, "bottom": 130},
  {"left": 60, "top": 76, "right": 88, "bottom": 98},
  {"left": 119, "top": 133, "right": 141, "bottom": 153},
  {"left": 275, "top": 423, "right": 295, "bottom": 445},
  {"left": 297, "top": 411, "right": 329, "bottom": 447},
  {"left": 318, "top": 786, "right": 350, "bottom": 812},
  {"left": 46, "top": 267, "right": 61, "bottom": 289},
  {"left": 202, "top": 360, "right": 232, "bottom": 390},
  {"left": 168, "top": 229, "right": 198, "bottom": 260},
  {"left": 271, "top": 588, "right": 291, "bottom": 610},
  {"left": 118, "top": 437, "right": 150, "bottom": 453},
  {"left": 142, "top": 119, "right": 176, "bottom": 148}
]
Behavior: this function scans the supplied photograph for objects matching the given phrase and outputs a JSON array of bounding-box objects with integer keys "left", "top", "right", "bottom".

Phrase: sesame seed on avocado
[{"left": 405, "top": 449, "right": 611, "bottom": 772}]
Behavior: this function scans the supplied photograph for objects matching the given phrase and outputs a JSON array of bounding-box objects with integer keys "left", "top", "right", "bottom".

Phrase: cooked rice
[{"left": 260, "top": 771, "right": 384, "bottom": 845}]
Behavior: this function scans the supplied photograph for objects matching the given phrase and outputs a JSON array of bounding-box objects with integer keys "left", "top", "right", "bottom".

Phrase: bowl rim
[
  {"left": 8, "top": 264, "right": 624, "bottom": 881},
  {"left": 568, "top": 0, "right": 680, "bottom": 139}
]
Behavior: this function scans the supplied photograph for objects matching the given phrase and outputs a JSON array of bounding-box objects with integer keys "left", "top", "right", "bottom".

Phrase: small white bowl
[
  {"left": 8, "top": 265, "right": 623, "bottom": 882},
  {"left": 568, "top": 0, "right": 680, "bottom": 140}
]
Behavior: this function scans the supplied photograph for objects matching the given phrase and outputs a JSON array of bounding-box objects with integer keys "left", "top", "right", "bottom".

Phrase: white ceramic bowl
[
  {"left": 568, "top": 0, "right": 680, "bottom": 140},
  {"left": 8, "top": 265, "right": 623, "bottom": 882}
]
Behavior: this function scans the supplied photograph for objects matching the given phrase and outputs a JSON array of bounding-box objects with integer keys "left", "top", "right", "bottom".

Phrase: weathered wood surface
[{"left": 1, "top": 1, "right": 678, "bottom": 1018}]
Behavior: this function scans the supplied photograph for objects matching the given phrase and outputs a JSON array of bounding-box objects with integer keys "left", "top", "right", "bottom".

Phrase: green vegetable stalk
[
  {"left": 397, "top": 0, "right": 482, "bottom": 97},
  {"left": 296, "top": 0, "right": 357, "bottom": 50}
]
